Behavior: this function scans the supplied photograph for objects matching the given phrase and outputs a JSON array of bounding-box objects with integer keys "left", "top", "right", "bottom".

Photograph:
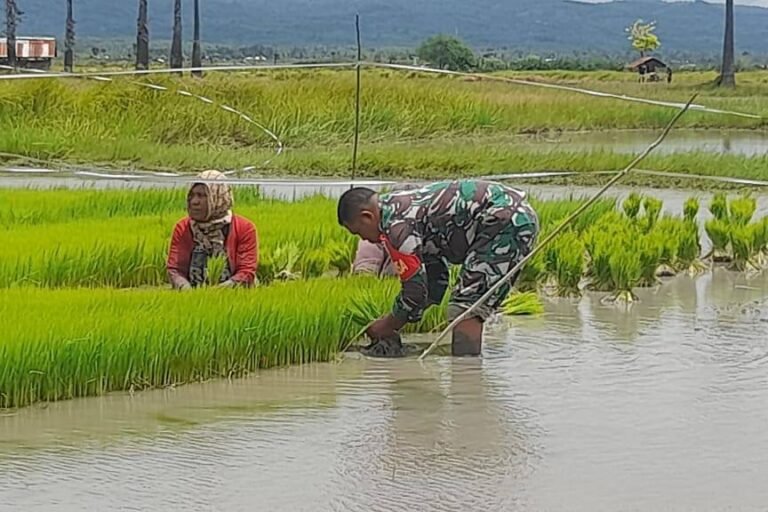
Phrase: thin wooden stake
[
  {"left": 418, "top": 93, "right": 700, "bottom": 361},
  {"left": 351, "top": 13, "right": 362, "bottom": 186}
]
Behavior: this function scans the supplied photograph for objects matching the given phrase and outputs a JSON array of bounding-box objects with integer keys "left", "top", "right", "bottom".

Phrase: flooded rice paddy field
[{"left": 2, "top": 269, "right": 767, "bottom": 511}]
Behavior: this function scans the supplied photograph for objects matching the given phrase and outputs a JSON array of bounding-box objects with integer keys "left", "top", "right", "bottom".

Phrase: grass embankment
[{"left": 1, "top": 69, "right": 767, "bottom": 183}]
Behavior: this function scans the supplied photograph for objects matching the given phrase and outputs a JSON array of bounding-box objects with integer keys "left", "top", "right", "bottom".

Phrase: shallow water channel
[{"left": 1, "top": 269, "right": 768, "bottom": 511}]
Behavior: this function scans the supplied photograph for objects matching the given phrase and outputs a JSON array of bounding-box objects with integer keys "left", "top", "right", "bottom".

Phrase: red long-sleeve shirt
[{"left": 166, "top": 215, "right": 259, "bottom": 287}]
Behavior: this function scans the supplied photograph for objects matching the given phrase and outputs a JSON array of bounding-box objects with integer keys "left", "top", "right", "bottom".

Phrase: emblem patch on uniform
[{"left": 380, "top": 236, "right": 421, "bottom": 281}]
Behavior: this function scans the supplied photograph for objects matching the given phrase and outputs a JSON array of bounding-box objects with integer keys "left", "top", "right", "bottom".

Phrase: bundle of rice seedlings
[
  {"left": 729, "top": 224, "right": 758, "bottom": 272},
  {"left": 638, "top": 231, "right": 664, "bottom": 287},
  {"left": 642, "top": 197, "right": 663, "bottom": 232},
  {"left": 300, "top": 248, "right": 332, "bottom": 279},
  {"left": 752, "top": 218, "right": 768, "bottom": 267},
  {"left": 676, "top": 222, "right": 707, "bottom": 275},
  {"left": 607, "top": 246, "right": 642, "bottom": 304},
  {"left": 584, "top": 215, "right": 624, "bottom": 292},
  {"left": 655, "top": 218, "right": 681, "bottom": 277},
  {"left": 710, "top": 192, "right": 729, "bottom": 222},
  {"left": 328, "top": 240, "right": 356, "bottom": 276},
  {"left": 272, "top": 242, "right": 302, "bottom": 281},
  {"left": 704, "top": 218, "right": 732, "bottom": 262},
  {"left": 516, "top": 250, "right": 546, "bottom": 292},
  {"left": 206, "top": 255, "right": 229, "bottom": 286},
  {"left": 622, "top": 192, "right": 643, "bottom": 220},
  {"left": 729, "top": 195, "right": 757, "bottom": 227},
  {"left": 549, "top": 231, "right": 584, "bottom": 297},
  {"left": 502, "top": 291, "right": 545, "bottom": 316},
  {"left": 683, "top": 197, "right": 700, "bottom": 224}
]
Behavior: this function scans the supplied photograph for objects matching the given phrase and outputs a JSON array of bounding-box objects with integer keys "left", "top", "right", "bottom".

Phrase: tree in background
[
  {"left": 170, "top": 0, "right": 183, "bottom": 71},
  {"left": 4, "top": 0, "right": 22, "bottom": 68},
  {"left": 625, "top": 19, "right": 661, "bottom": 58},
  {"left": 135, "top": 0, "right": 149, "bottom": 70},
  {"left": 717, "top": 0, "right": 736, "bottom": 87},
  {"left": 64, "top": 0, "right": 75, "bottom": 72},
  {"left": 417, "top": 34, "right": 475, "bottom": 71},
  {"left": 192, "top": 0, "right": 202, "bottom": 77}
]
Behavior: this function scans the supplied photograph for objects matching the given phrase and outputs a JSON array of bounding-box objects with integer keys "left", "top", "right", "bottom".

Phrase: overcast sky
[{"left": 581, "top": 0, "right": 768, "bottom": 6}]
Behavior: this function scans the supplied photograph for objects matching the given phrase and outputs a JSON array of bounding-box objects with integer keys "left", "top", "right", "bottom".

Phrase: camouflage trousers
[{"left": 424, "top": 199, "right": 539, "bottom": 322}]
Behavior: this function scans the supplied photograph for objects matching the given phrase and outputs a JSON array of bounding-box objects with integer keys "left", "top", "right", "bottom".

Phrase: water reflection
[{"left": 1, "top": 272, "right": 768, "bottom": 511}]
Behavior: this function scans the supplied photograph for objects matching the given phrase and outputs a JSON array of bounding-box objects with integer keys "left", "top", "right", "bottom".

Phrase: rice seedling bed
[
  {"left": 0, "top": 277, "right": 541, "bottom": 409},
  {"left": 2, "top": 188, "right": 766, "bottom": 295}
]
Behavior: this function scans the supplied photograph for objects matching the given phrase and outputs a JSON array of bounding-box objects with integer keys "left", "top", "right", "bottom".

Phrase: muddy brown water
[{"left": 1, "top": 269, "right": 767, "bottom": 511}]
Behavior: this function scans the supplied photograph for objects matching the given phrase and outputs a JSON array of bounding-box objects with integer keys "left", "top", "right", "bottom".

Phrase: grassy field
[{"left": 1, "top": 68, "right": 767, "bottom": 183}]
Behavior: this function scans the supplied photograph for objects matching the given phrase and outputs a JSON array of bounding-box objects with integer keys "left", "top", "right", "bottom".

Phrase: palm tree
[
  {"left": 717, "top": 0, "right": 736, "bottom": 87},
  {"left": 170, "top": 0, "right": 183, "bottom": 71},
  {"left": 135, "top": 0, "right": 149, "bottom": 70},
  {"left": 5, "top": 0, "right": 21, "bottom": 69},
  {"left": 64, "top": 0, "right": 75, "bottom": 72},
  {"left": 192, "top": 0, "right": 202, "bottom": 77}
]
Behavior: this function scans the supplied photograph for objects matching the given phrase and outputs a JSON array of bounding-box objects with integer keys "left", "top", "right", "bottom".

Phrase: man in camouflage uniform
[{"left": 337, "top": 179, "right": 539, "bottom": 357}]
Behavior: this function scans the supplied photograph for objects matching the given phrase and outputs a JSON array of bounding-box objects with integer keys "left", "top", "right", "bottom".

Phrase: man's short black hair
[{"left": 337, "top": 187, "right": 377, "bottom": 225}]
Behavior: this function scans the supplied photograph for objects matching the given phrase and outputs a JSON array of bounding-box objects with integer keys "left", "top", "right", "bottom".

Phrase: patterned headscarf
[{"left": 188, "top": 170, "right": 234, "bottom": 286}]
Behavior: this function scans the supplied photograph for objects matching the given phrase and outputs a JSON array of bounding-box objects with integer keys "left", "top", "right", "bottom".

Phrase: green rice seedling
[
  {"left": 300, "top": 248, "right": 332, "bottom": 279},
  {"left": 654, "top": 217, "right": 681, "bottom": 277},
  {"left": 642, "top": 197, "right": 663, "bottom": 233},
  {"left": 710, "top": 192, "right": 729, "bottom": 222},
  {"left": 752, "top": 218, "right": 768, "bottom": 267},
  {"left": 622, "top": 192, "right": 643, "bottom": 220},
  {"left": 729, "top": 224, "right": 758, "bottom": 272},
  {"left": 272, "top": 243, "right": 302, "bottom": 281},
  {"left": 704, "top": 218, "right": 732, "bottom": 262},
  {"left": 607, "top": 246, "right": 642, "bottom": 304},
  {"left": 255, "top": 252, "right": 275, "bottom": 285},
  {"left": 683, "top": 197, "right": 700, "bottom": 223},
  {"left": 502, "top": 291, "right": 545, "bottom": 316},
  {"left": 583, "top": 211, "right": 626, "bottom": 292},
  {"left": 638, "top": 231, "right": 664, "bottom": 287},
  {"left": 548, "top": 231, "right": 584, "bottom": 297},
  {"left": 515, "top": 249, "right": 546, "bottom": 292},
  {"left": 206, "top": 255, "right": 228, "bottom": 286},
  {"left": 728, "top": 195, "right": 757, "bottom": 227},
  {"left": 328, "top": 240, "right": 356, "bottom": 276},
  {"left": 676, "top": 222, "right": 707, "bottom": 275}
]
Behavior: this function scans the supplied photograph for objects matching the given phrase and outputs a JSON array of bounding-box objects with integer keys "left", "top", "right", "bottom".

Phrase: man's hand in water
[{"left": 366, "top": 314, "right": 406, "bottom": 340}]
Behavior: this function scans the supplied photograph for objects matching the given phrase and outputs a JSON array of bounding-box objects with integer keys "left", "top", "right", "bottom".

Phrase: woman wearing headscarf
[{"left": 167, "top": 170, "right": 258, "bottom": 289}]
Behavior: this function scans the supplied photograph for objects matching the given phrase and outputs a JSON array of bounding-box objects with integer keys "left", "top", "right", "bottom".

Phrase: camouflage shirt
[{"left": 378, "top": 180, "right": 532, "bottom": 323}]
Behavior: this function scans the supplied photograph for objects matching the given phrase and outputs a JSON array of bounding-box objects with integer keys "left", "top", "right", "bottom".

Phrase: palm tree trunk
[
  {"left": 170, "top": 0, "right": 183, "bottom": 72},
  {"left": 64, "top": 0, "right": 75, "bottom": 72},
  {"left": 135, "top": 0, "right": 149, "bottom": 70},
  {"left": 192, "top": 0, "right": 202, "bottom": 77},
  {"left": 5, "top": 0, "right": 20, "bottom": 69},
  {"left": 718, "top": 0, "right": 736, "bottom": 87}
]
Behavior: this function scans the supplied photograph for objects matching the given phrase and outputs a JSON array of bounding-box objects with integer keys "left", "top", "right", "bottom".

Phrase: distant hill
[{"left": 3, "top": 0, "right": 768, "bottom": 55}]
